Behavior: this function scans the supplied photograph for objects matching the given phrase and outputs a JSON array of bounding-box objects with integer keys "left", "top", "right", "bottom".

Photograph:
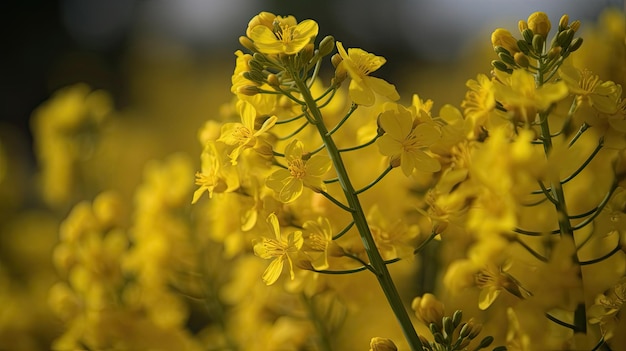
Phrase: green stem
[
  {"left": 536, "top": 63, "right": 587, "bottom": 334},
  {"left": 292, "top": 74, "right": 424, "bottom": 350}
]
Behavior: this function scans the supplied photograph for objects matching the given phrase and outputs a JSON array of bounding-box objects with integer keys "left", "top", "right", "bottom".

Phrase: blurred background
[{"left": 3, "top": 0, "right": 624, "bottom": 153}]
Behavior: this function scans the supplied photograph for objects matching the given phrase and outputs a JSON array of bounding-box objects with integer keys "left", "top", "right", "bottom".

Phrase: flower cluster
[{"left": 0, "top": 7, "right": 624, "bottom": 351}]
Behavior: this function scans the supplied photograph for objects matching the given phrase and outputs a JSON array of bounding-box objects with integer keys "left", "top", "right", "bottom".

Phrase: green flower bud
[
  {"left": 498, "top": 51, "right": 516, "bottom": 66},
  {"left": 569, "top": 37, "right": 583, "bottom": 52},
  {"left": 522, "top": 28, "right": 534, "bottom": 43},
  {"left": 452, "top": 310, "right": 463, "bottom": 328},
  {"left": 477, "top": 336, "right": 494, "bottom": 349},
  {"left": 532, "top": 34, "right": 545, "bottom": 53},
  {"left": 318, "top": 35, "right": 335, "bottom": 57},
  {"left": 516, "top": 40, "right": 531, "bottom": 55},
  {"left": 557, "top": 29, "right": 574, "bottom": 49},
  {"left": 492, "top": 60, "right": 512, "bottom": 73}
]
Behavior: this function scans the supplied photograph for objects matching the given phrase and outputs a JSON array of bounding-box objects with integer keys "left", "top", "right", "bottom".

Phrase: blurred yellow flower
[
  {"left": 253, "top": 213, "right": 304, "bottom": 285},
  {"left": 559, "top": 65, "right": 623, "bottom": 114},
  {"left": 336, "top": 41, "right": 400, "bottom": 106},
  {"left": 266, "top": 139, "right": 331, "bottom": 203},
  {"left": 494, "top": 68, "right": 568, "bottom": 123}
]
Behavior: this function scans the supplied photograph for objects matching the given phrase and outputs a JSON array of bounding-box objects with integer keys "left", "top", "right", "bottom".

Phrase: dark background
[{"left": 3, "top": 0, "right": 623, "bottom": 151}]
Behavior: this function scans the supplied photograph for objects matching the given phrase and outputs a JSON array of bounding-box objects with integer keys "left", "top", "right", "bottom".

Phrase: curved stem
[
  {"left": 355, "top": 165, "right": 393, "bottom": 195},
  {"left": 291, "top": 71, "right": 424, "bottom": 351}
]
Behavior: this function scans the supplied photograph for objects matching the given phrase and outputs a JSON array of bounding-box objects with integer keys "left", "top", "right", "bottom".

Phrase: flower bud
[
  {"left": 516, "top": 39, "right": 531, "bottom": 55},
  {"left": 491, "top": 29, "right": 519, "bottom": 54},
  {"left": 522, "top": 28, "right": 534, "bottom": 44},
  {"left": 331, "top": 53, "right": 343, "bottom": 68},
  {"left": 518, "top": 20, "right": 528, "bottom": 34},
  {"left": 267, "top": 74, "right": 280, "bottom": 87},
  {"left": 412, "top": 293, "right": 445, "bottom": 326},
  {"left": 514, "top": 52, "right": 530, "bottom": 68},
  {"left": 459, "top": 317, "right": 483, "bottom": 339},
  {"left": 452, "top": 309, "right": 463, "bottom": 328},
  {"left": 239, "top": 36, "right": 256, "bottom": 52},
  {"left": 528, "top": 11, "right": 551, "bottom": 38},
  {"left": 569, "top": 37, "right": 583, "bottom": 52},
  {"left": 557, "top": 29, "right": 574, "bottom": 49},
  {"left": 570, "top": 20, "right": 581, "bottom": 32},
  {"left": 236, "top": 85, "right": 260, "bottom": 96},
  {"left": 558, "top": 14, "right": 569, "bottom": 31},
  {"left": 369, "top": 337, "right": 397, "bottom": 351},
  {"left": 547, "top": 46, "right": 562, "bottom": 60},
  {"left": 532, "top": 34, "right": 545, "bottom": 52},
  {"left": 318, "top": 35, "right": 335, "bottom": 57}
]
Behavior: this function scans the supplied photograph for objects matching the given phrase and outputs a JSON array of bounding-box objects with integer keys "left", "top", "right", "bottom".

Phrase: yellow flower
[
  {"left": 253, "top": 213, "right": 304, "bottom": 285},
  {"left": 377, "top": 105, "right": 441, "bottom": 175},
  {"left": 302, "top": 216, "right": 336, "bottom": 270},
  {"left": 559, "top": 65, "right": 623, "bottom": 114},
  {"left": 247, "top": 14, "right": 318, "bottom": 55},
  {"left": 493, "top": 68, "right": 568, "bottom": 123},
  {"left": 336, "top": 41, "right": 400, "bottom": 106},
  {"left": 218, "top": 100, "right": 277, "bottom": 164},
  {"left": 411, "top": 293, "right": 445, "bottom": 326},
  {"left": 475, "top": 262, "right": 530, "bottom": 310},
  {"left": 192, "top": 141, "right": 240, "bottom": 204},
  {"left": 461, "top": 74, "right": 497, "bottom": 138},
  {"left": 266, "top": 139, "right": 331, "bottom": 203}
]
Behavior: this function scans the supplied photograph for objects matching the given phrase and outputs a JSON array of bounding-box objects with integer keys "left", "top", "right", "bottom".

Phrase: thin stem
[
  {"left": 355, "top": 165, "right": 393, "bottom": 195},
  {"left": 545, "top": 312, "right": 577, "bottom": 331},
  {"left": 276, "top": 112, "right": 306, "bottom": 125},
  {"left": 319, "top": 190, "right": 353, "bottom": 213},
  {"left": 338, "top": 134, "right": 380, "bottom": 153},
  {"left": 291, "top": 69, "right": 424, "bottom": 351},
  {"left": 513, "top": 237, "right": 549, "bottom": 262},
  {"left": 333, "top": 221, "right": 355, "bottom": 240},
  {"left": 277, "top": 121, "right": 309, "bottom": 140},
  {"left": 327, "top": 104, "right": 358, "bottom": 136},
  {"left": 571, "top": 182, "right": 618, "bottom": 231},
  {"left": 579, "top": 243, "right": 622, "bottom": 266}
]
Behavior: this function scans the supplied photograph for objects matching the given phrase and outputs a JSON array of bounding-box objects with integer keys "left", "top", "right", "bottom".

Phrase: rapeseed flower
[
  {"left": 377, "top": 105, "right": 441, "bottom": 175},
  {"left": 218, "top": 100, "right": 277, "bottom": 164},
  {"left": 493, "top": 68, "right": 568, "bottom": 123},
  {"left": 559, "top": 65, "right": 622, "bottom": 114},
  {"left": 266, "top": 139, "right": 331, "bottom": 203},
  {"left": 336, "top": 41, "right": 399, "bottom": 106},
  {"left": 253, "top": 213, "right": 304, "bottom": 285},
  {"left": 247, "top": 13, "right": 318, "bottom": 55}
]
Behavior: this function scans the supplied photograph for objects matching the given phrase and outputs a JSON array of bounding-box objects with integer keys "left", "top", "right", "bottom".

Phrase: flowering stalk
[{"left": 291, "top": 68, "right": 424, "bottom": 351}]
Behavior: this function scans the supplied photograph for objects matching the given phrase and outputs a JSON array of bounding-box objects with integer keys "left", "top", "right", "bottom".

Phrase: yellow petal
[
  {"left": 377, "top": 135, "right": 403, "bottom": 157},
  {"left": 478, "top": 287, "right": 501, "bottom": 310},
  {"left": 349, "top": 79, "right": 375, "bottom": 106},
  {"left": 262, "top": 257, "right": 284, "bottom": 285},
  {"left": 367, "top": 76, "right": 400, "bottom": 101}
]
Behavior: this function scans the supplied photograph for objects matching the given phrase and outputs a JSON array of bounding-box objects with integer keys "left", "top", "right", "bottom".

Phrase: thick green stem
[
  {"left": 536, "top": 66, "right": 587, "bottom": 333},
  {"left": 293, "top": 76, "right": 423, "bottom": 350}
]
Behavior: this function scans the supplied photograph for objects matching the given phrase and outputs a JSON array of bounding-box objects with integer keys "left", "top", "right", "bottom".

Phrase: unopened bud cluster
[{"left": 491, "top": 12, "right": 582, "bottom": 75}]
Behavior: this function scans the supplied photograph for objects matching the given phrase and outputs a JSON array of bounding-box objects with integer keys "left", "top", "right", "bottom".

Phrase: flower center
[
  {"left": 288, "top": 159, "right": 307, "bottom": 179},
  {"left": 232, "top": 126, "right": 253, "bottom": 144}
]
